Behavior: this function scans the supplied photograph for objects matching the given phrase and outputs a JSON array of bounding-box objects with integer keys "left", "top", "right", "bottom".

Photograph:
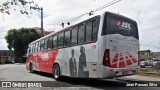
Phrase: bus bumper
[{"left": 98, "top": 65, "right": 140, "bottom": 78}]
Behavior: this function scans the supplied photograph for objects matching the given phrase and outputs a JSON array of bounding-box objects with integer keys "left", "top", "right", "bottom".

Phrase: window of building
[{"left": 141, "top": 53, "right": 144, "bottom": 55}]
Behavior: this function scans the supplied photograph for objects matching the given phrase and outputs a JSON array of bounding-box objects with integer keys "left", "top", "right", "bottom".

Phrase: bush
[
  {"left": 152, "top": 64, "right": 160, "bottom": 73},
  {"left": 140, "top": 68, "right": 151, "bottom": 72}
]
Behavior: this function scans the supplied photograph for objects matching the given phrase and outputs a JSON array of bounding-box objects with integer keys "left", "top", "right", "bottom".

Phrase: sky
[{"left": 0, "top": 0, "right": 160, "bottom": 52}]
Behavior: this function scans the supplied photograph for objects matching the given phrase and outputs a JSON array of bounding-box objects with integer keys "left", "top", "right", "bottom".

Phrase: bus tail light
[{"left": 103, "top": 49, "right": 111, "bottom": 67}]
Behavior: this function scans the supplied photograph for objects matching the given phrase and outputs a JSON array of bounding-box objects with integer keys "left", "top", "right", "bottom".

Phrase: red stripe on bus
[
  {"left": 111, "top": 63, "right": 117, "bottom": 68},
  {"left": 131, "top": 58, "right": 137, "bottom": 63},
  {"left": 129, "top": 55, "right": 132, "bottom": 58},
  {"left": 120, "top": 57, "right": 124, "bottom": 61},
  {"left": 126, "top": 59, "right": 132, "bottom": 66},
  {"left": 112, "top": 58, "right": 118, "bottom": 63},
  {"left": 119, "top": 61, "right": 125, "bottom": 68}
]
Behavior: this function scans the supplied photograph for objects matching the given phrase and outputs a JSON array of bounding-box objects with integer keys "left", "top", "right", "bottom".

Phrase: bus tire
[
  {"left": 53, "top": 64, "right": 61, "bottom": 81},
  {"left": 29, "top": 63, "right": 34, "bottom": 73}
]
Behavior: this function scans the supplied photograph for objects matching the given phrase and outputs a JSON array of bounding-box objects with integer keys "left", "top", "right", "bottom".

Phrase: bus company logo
[
  {"left": 42, "top": 53, "right": 49, "bottom": 59},
  {"left": 117, "top": 21, "right": 131, "bottom": 31},
  {"left": 1, "top": 82, "right": 42, "bottom": 88},
  {"left": 2, "top": 82, "right": 11, "bottom": 88}
]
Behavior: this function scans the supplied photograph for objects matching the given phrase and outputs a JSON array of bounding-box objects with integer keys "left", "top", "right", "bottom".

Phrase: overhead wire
[{"left": 45, "top": 0, "right": 122, "bottom": 26}]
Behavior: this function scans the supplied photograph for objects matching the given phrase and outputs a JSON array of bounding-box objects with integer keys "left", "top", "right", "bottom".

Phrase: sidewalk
[{"left": 117, "top": 75, "right": 160, "bottom": 81}]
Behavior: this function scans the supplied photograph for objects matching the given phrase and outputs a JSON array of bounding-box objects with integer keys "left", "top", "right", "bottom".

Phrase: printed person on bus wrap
[
  {"left": 69, "top": 49, "right": 77, "bottom": 77},
  {"left": 78, "top": 46, "right": 89, "bottom": 77}
]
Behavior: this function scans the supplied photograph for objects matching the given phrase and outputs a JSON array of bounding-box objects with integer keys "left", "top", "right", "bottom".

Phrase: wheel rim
[{"left": 54, "top": 65, "right": 60, "bottom": 79}]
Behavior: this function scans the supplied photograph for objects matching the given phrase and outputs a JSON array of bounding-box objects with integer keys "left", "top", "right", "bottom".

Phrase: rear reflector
[{"left": 103, "top": 49, "right": 111, "bottom": 67}]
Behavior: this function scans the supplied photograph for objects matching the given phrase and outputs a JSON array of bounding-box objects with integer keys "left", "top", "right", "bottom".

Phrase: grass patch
[
  {"left": 138, "top": 67, "right": 160, "bottom": 77},
  {"left": 140, "top": 68, "right": 151, "bottom": 73}
]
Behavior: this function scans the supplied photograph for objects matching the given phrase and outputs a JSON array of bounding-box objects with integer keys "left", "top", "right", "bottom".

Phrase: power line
[
  {"left": 92, "top": 0, "right": 122, "bottom": 12},
  {"left": 45, "top": 12, "right": 89, "bottom": 26},
  {"left": 45, "top": 0, "right": 122, "bottom": 26}
]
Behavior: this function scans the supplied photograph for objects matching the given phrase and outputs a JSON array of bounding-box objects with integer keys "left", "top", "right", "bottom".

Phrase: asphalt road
[{"left": 0, "top": 64, "right": 159, "bottom": 90}]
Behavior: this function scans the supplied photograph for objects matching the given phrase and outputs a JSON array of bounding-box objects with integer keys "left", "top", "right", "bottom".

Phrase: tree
[
  {"left": 5, "top": 28, "right": 41, "bottom": 62},
  {"left": 0, "top": 0, "right": 39, "bottom": 15}
]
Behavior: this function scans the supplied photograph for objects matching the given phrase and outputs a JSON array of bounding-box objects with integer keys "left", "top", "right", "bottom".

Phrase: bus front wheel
[
  {"left": 53, "top": 64, "right": 61, "bottom": 81},
  {"left": 29, "top": 63, "right": 34, "bottom": 73}
]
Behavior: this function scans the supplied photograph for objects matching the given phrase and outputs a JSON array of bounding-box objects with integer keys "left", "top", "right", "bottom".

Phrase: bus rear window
[
  {"left": 109, "top": 17, "right": 138, "bottom": 39},
  {"left": 102, "top": 13, "right": 139, "bottom": 39}
]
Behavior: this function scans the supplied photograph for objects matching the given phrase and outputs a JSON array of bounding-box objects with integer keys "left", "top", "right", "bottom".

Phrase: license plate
[{"left": 123, "top": 71, "right": 129, "bottom": 75}]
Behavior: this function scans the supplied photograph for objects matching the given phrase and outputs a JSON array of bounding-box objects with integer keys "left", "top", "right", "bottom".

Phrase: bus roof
[
  {"left": 29, "top": 11, "right": 136, "bottom": 46},
  {"left": 29, "top": 12, "right": 104, "bottom": 46}
]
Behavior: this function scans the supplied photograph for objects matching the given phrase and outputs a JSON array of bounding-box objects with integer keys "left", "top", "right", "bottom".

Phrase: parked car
[
  {"left": 140, "top": 61, "right": 146, "bottom": 68},
  {"left": 146, "top": 60, "right": 152, "bottom": 66},
  {"left": 5, "top": 60, "right": 15, "bottom": 64},
  {"left": 153, "top": 59, "right": 160, "bottom": 66},
  {"left": 140, "top": 60, "right": 152, "bottom": 68}
]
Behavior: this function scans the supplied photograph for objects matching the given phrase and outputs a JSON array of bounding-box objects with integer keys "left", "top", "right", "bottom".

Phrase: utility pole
[
  {"left": 41, "top": 7, "right": 43, "bottom": 37},
  {"left": 0, "top": 52, "right": 1, "bottom": 64},
  {"left": 159, "top": 43, "right": 160, "bottom": 59},
  {"left": 30, "top": 7, "right": 43, "bottom": 37}
]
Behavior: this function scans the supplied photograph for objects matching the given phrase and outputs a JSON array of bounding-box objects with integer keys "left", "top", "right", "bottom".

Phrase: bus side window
[
  {"left": 34, "top": 44, "right": 36, "bottom": 53},
  {"left": 40, "top": 40, "right": 45, "bottom": 51},
  {"left": 35, "top": 43, "right": 38, "bottom": 53},
  {"left": 92, "top": 20, "right": 98, "bottom": 41},
  {"left": 30, "top": 45, "right": 32, "bottom": 54},
  {"left": 32, "top": 44, "right": 35, "bottom": 53},
  {"left": 44, "top": 39, "right": 48, "bottom": 51},
  {"left": 71, "top": 27, "right": 78, "bottom": 45},
  {"left": 78, "top": 24, "right": 85, "bottom": 44},
  {"left": 34, "top": 43, "right": 36, "bottom": 53},
  {"left": 27, "top": 46, "right": 31, "bottom": 56},
  {"left": 37, "top": 42, "right": 41, "bottom": 52},
  {"left": 85, "top": 21, "right": 92, "bottom": 42},
  {"left": 64, "top": 30, "right": 70, "bottom": 47},
  {"left": 52, "top": 36, "right": 54, "bottom": 49},
  {"left": 48, "top": 37, "right": 53, "bottom": 50},
  {"left": 53, "top": 35, "right": 57, "bottom": 49},
  {"left": 58, "top": 32, "right": 64, "bottom": 48}
]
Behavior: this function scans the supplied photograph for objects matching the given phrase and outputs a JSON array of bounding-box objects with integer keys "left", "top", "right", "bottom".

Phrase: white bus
[{"left": 26, "top": 11, "right": 139, "bottom": 80}]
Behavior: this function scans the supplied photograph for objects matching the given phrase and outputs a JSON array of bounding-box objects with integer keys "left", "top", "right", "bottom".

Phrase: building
[
  {"left": 140, "top": 50, "right": 152, "bottom": 60},
  {"left": 0, "top": 50, "right": 14, "bottom": 64},
  {"left": 152, "top": 52, "right": 160, "bottom": 60}
]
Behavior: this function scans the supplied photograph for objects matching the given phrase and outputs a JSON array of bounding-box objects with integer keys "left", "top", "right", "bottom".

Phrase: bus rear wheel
[{"left": 53, "top": 64, "right": 61, "bottom": 81}]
